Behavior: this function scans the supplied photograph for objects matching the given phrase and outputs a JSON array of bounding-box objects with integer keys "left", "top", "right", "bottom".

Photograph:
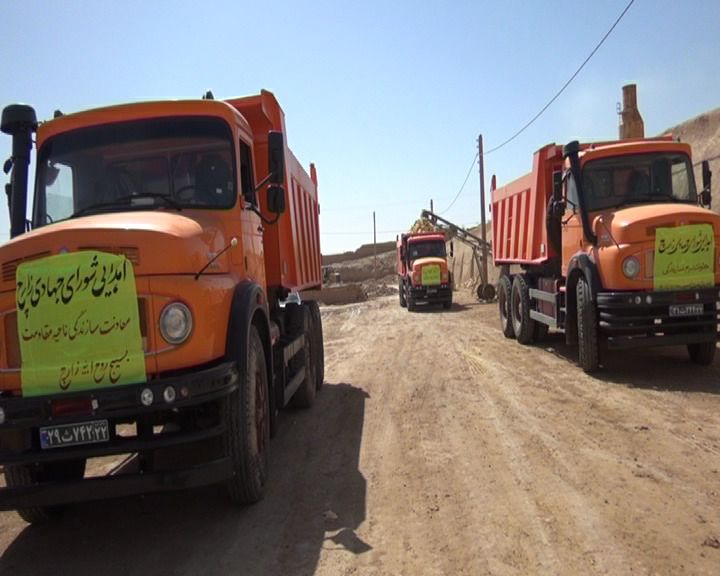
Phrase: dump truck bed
[{"left": 227, "top": 91, "right": 321, "bottom": 292}]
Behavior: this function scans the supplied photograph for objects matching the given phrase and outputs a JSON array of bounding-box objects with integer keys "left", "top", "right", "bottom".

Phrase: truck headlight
[
  {"left": 159, "top": 302, "right": 193, "bottom": 344},
  {"left": 622, "top": 256, "right": 641, "bottom": 279}
]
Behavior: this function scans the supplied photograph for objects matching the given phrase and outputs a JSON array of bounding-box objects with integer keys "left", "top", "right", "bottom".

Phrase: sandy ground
[{"left": 0, "top": 290, "right": 719, "bottom": 575}]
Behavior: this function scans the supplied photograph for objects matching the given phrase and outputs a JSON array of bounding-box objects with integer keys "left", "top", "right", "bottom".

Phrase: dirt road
[{"left": 1, "top": 291, "right": 719, "bottom": 575}]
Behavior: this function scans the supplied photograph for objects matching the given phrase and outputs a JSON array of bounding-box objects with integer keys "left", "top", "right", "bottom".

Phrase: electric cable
[{"left": 437, "top": 0, "right": 636, "bottom": 215}]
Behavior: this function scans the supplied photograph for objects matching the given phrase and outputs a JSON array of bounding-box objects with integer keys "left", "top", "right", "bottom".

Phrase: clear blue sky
[{"left": 1, "top": 0, "right": 718, "bottom": 254}]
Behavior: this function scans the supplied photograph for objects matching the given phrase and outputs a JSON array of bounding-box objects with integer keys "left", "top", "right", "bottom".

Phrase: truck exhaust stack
[{"left": 619, "top": 84, "right": 644, "bottom": 140}]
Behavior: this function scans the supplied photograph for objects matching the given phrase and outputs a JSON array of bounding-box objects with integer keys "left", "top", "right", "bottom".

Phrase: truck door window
[
  {"left": 41, "top": 161, "right": 74, "bottom": 222},
  {"left": 34, "top": 117, "right": 237, "bottom": 226},
  {"left": 239, "top": 140, "right": 256, "bottom": 204},
  {"left": 566, "top": 172, "right": 579, "bottom": 209}
]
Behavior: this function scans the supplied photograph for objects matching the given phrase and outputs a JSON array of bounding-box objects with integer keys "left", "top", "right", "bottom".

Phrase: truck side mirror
[
  {"left": 267, "top": 185, "right": 285, "bottom": 214},
  {"left": 701, "top": 160, "right": 712, "bottom": 207},
  {"left": 268, "top": 131, "right": 285, "bottom": 185}
]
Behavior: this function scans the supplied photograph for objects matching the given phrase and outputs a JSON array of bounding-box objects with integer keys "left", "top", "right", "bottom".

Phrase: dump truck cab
[
  {"left": 493, "top": 135, "right": 718, "bottom": 373},
  {"left": 397, "top": 232, "right": 452, "bottom": 310},
  {"left": 0, "top": 90, "right": 325, "bottom": 522}
]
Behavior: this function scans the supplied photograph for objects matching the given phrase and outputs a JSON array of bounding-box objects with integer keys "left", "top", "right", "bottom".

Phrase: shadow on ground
[
  {"left": 0, "top": 382, "right": 369, "bottom": 576},
  {"left": 537, "top": 332, "right": 720, "bottom": 394}
]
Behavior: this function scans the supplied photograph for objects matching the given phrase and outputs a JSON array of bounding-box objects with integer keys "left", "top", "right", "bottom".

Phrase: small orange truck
[
  {"left": 0, "top": 89, "right": 324, "bottom": 522},
  {"left": 491, "top": 137, "right": 718, "bottom": 372},
  {"left": 397, "top": 232, "right": 452, "bottom": 310}
]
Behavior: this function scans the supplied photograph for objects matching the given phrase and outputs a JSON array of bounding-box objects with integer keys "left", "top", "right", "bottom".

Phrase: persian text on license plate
[
  {"left": 669, "top": 303, "right": 704, "bottom": 317},
  {"left": 40, "top": 420, "right": 110, "bottom": 449}
]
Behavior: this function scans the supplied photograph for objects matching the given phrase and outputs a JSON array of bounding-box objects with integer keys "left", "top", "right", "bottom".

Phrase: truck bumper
[
  {"left": 409, "top": 284, "right": 452, "bottom": 304},
  {"left": 596, "top": 288, "right": 719, "bottom": 349},
  {"left": 0, "top": 361, "right": 239, "bottom": 510}
]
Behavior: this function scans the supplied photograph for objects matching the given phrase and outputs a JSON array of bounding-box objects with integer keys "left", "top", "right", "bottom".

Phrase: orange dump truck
[
  {"left": 0, "top": 89, "right": 324, "bottom": 522},
  {"left": 397, "top": 232, "right": 452, "bottom": 310},
  {"left": 492, "top": 137, "right": 718, "bottom": 372}
]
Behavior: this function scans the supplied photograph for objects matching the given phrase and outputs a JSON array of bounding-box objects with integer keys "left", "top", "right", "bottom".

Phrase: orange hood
[
  {"left": 0, "top": 212, "right": 229, "bottom": 286},
  {"left": 597, "top": 204, "right": 720, "bottom": 245}
]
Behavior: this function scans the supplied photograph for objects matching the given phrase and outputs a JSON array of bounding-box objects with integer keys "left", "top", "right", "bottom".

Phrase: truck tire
[
  {"left": 307, "top": 300, "right": 325, "bottom": 389},
  {"left": 224, "top": 325, "right": 269, "bottom": 504},
  {"left": 687, "top": 341, "right": 716, "bottom": 366},
  {"left": 498, "top": 276, "right": 515, "bottom": 339},
  {"left": 576, "top": 277, "right": 600, "bottom": 373},
  {"left": 407, "top": 288, "right": 416, "bottom": 312},
  {"left": 443, "top": 298, "right": 452, "bottom": 310},
  {"left": 290, "top": 305, "right": 317, "bottom": 408},
  {"left": 5, "top": 459, "right": 86, "bottom": 524},
  {"left": 399, "top": 279, "right": 407, "bottom": 308},
  {"left": 511, "top": 275, "right": 534, "bottom": 344}
]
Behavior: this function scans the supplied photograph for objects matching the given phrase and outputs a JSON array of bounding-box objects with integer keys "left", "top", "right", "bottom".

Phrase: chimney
[{"left": 619, "top": 84, "right": 644, "bottom": 140}]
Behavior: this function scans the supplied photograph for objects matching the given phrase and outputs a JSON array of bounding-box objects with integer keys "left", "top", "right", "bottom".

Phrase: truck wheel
[
  {"left": 224, "top": 325, "right": 269, "bottom": 504},
  {"left": 576, "top": 277, "right": 600, "bottom": 373},
  {"left": 687, "top": 341, "right": 716, "bottom": 366},
  {"left": 307, "top": 301, "right": 325, "bottom": 389},
  {"left": 290, "top": 305, "right": 317, "bottom": 408},
  {"left": 5, "top": 459, "right": 86, "bottom": 524},
  {"left": 443, "top": 298, "right": 452, "bottom": 310},
  {"left": 511, "top": 275, "right": 534, "bottom": 344},
  {"left": 498, "top": 276, "right": 515, "bottom": 339},
  {"left": 399, "top": 280, "right": 407, "bottom": 308},
  {"left": 407, "top": 288, "right": 415, "bottom": 312}
]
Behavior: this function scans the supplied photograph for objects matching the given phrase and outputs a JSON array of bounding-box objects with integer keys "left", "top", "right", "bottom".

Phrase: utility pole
[
  {"left": 373, "top": 210, "right": 377, "bottom": 276},
  {"left": 478, "top": 135, "right": 488, "bottom": 287}
]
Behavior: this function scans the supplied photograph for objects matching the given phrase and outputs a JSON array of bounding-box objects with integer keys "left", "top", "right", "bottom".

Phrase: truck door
[
  {"left": 561, "top": 171, "right": 584, "bottom": 275},
  {"left": 238, "top": 141, "right": 266, "bottom": 285}
]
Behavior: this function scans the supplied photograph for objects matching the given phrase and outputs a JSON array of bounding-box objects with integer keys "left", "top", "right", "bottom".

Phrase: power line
[
  {"left": 438, "top": 152, "right": 479, "bottom": 214},
  {"left": 438, "top": 0, "right": 636, "bottom": 215},
  {"left": 484, "top": 0, "right": 635, "bottom": 156}
]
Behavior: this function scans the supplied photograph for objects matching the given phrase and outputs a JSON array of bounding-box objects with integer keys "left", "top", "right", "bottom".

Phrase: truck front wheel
[
  {"left": 5, "top": 459, "right": 86, "bottom": 524},
  {"left": 510, "top": 275, "right": 534, "bottom": 344},
  {"left": 399, "top": 279, "right": 407, "bottom": 307},
  {"left": 687, "top": 341, "right": 716, "bottom": 366},
  {"left": 576, "top": 277, "right": 600, "bottom": 373},
  {"left": 224, "top": 325, "right": 269, "bottom": 504}
]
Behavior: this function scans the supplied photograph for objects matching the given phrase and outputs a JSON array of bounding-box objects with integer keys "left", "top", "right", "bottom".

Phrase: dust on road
[{"left": 1, "top": 290, "right": 719, "bottom": 575}]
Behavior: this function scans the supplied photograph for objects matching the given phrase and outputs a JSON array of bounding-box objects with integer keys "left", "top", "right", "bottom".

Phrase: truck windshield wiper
[{"left": 71, "top": 193, "right": 182, "bottom": 218}]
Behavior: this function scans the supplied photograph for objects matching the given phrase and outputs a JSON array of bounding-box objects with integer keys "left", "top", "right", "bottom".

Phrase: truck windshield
[
  {"left": 581, "top": 152, "right": 697, "bottom": 212},
  {"left": 34, "top": 117, "right": 236, "bottom": 226},
  {"left": 408, "top": 240, "right": 446, "bottom": 261}
]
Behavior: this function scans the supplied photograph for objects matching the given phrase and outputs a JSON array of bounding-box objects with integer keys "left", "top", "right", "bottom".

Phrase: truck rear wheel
[
  {"left": 576, "top": 277, "right": 600, "bottom": 373},
  {"left": 687, "top": 341, "right": 716, "bottom": 366},
  {"left": 498, "top": 276, "right": 515, "bottom": 339},
  {"left": 224, "top": 325, "right": 269, "bottom": 504},
  {"left": 511, "top": 275, "right": 534, "bottom": 344},
  {"left": 290, "top": 305, "right": 317, "bottom": 408},
  {"left": 5, "top": 459, "right": 86, "bottom": 524},
  {"left": 307, "top": 301, "right": 325, "bottom": 389}
]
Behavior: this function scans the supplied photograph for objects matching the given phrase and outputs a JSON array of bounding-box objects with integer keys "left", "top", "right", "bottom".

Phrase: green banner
[
  {"left": 653, "top": 224, "right": 715, "bottom": 290},
  {"left": 16, "top": 251, "right": 146, "bottom": 397},
  {"left": 421, "top": 265, "right": 441, "bottom": 286}
]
